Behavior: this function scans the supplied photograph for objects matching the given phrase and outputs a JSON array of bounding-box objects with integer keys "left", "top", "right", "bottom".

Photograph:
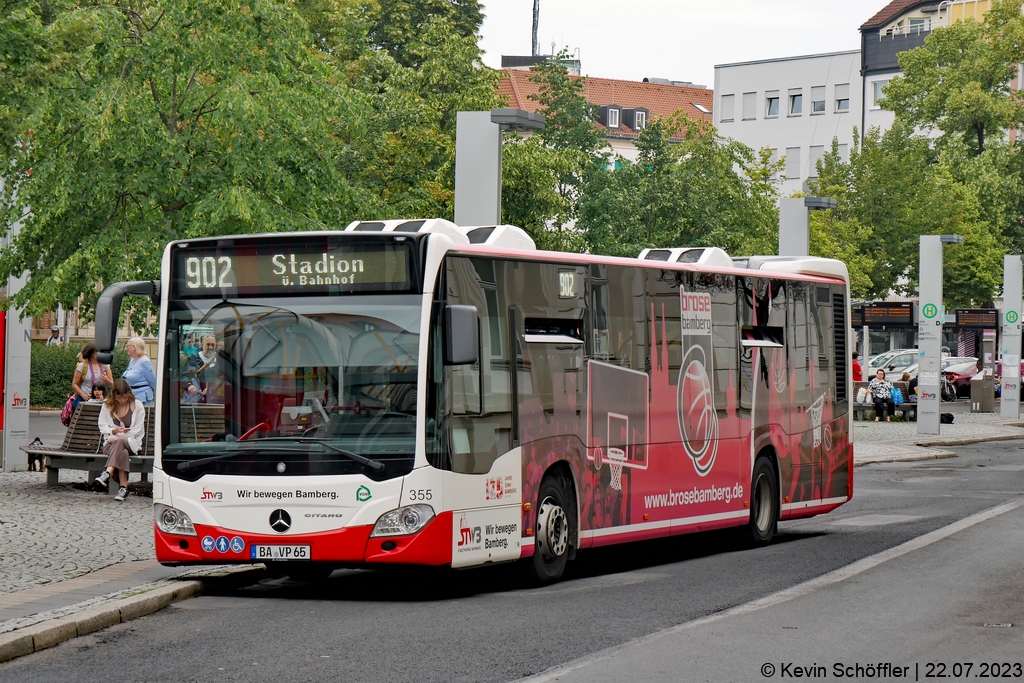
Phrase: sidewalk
[{"left": 853, "top": 403, "right": 1024, "bottom": 465}]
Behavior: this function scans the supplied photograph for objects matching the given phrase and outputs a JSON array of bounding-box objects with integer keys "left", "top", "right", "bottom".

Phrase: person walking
[
  {"left": 852, "top": 352, "right": 863, "bottom": 382},
  {"left": 94, "top": 379, "right": 145, "bottom": 502},
  {"left": 122, "top": 337, "right": 157, "bottom": 406},
  {"left": 868, "top": 369, "right": 895, "bottom": 422},
  {"left": 71, "top": 342, "right": 113, "bottom": 413},
  {"left": 46, "top": 325, "right": 63, "bottom": 346}
]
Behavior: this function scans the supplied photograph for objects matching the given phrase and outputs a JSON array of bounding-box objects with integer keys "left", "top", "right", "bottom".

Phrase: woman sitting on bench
[
  {"left": 95, "top": 379, "right": 145, "bottom": 501},
  {"left": 868, "top": 369, "right": 896, "bottom": 423}
]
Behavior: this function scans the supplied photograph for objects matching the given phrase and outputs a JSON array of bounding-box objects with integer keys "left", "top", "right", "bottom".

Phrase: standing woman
[
  {"left": 95, "top": 380, "right": 145, "bottom": 501},
  {"left": 71, "top": 342, "right": 113, "bottom": 411},
  {"left": 122, "top": 337, "right": 157, "bottom": 406}
]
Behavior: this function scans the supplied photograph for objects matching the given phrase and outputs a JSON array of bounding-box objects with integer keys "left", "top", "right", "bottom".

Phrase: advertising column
[{"left": 1001, "top": 256, "right": 1022, "bottom": 419}]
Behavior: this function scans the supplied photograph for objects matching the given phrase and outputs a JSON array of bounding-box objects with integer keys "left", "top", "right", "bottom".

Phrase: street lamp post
[
  {"left": 917, "top": 234, "right": 964, "bottom": 436},
  {"left": 778, "top": 196, "right": 836, "bottom": 256},
  {"left": 453, "top": 108, "right": 545, "bottom": 227}
]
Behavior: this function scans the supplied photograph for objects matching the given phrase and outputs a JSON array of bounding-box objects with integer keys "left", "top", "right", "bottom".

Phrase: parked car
[
  {"left": 943, "top": 360, "right": 983, "bottom": 398},
  {"left": 898, "top": 356, "right": 977, "bottom": 380},
  {"left": 869, "top": 350, "right": 920, "bottom": 376}
]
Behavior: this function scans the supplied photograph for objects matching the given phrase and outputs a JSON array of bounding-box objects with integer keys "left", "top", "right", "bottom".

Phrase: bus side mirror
[
  {"left": 445, "top": 305, "right": 479, "bottom": 366},
  {"left": 94, "top": 280, "right": 161, "bottom": 364}
]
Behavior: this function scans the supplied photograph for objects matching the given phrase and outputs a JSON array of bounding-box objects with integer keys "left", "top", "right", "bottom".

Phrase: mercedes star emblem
[{"left": 269, "top": 509, "right": 291, "bottom": 533}]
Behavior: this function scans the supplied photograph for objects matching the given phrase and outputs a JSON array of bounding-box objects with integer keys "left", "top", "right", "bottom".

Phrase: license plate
[{"left": 250, "top": 545, "right": 311, "bottom": 561}]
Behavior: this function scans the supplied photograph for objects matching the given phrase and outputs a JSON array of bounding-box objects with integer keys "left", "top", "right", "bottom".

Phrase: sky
[{"left": 479, "top": 0, "right": 886, "bottom": 87}]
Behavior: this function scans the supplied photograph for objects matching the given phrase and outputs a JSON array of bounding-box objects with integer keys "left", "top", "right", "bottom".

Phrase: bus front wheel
[
  {"left": 746, "top": 456, "right": 779, "bottom": 546},
  {"left": 527, "top": 477, "right": 573, "bottom": 583}
]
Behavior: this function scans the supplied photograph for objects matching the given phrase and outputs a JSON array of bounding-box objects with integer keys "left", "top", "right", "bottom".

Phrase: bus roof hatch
[{"left": 637, "top": 247, "right": 732, "bottom": 269}]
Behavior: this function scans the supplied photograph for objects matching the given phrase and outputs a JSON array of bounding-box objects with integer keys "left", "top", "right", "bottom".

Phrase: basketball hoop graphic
[
  {"left": 678, "top": 345, "right": 719, "bottom": 476},
  {"left": 823, "top": 423, "right": 833, "bottom": 452},
  {"left": 607, "top": 447, "right": 626, "bottom": 490},
  {"left": 809, "top": 394, "right": 825, "bottom": 448},
  {"left": 606, "top": 413, "right": 629, "bottom": 491}
]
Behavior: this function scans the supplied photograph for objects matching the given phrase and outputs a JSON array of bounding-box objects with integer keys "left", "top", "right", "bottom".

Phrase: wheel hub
[{"left": 536, "top": 497, "right": 568, "bottom": 561}]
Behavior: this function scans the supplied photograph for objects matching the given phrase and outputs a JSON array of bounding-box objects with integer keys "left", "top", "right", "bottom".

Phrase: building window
[
  {"left": 720, "top": 94, "right": 735, "bottom": 122},
  {"left": 785, "top": 147, "right": 801, "bottom": 179},
  {"left": 838, "top": 143, "right": 849, "bottom": 162},
  {"left": 873, "top": 80, "right": 889, "bottom": 107},
  {"left": 809, "top": 145, "right": 825, "bottom": 178},
  {"left": 692, "top": 102, "right": 711, "bottom": 114},
  {"left": 742, "top": 92, "right": 756, "bottom": 120},
  {"left": 635, "top": 110, "right": 646, "bottom": 130},
  {"left": 835, "top": 83, "right": 850, "bottom": 112},
  {"left": 607, "top": 108, "right": 620, "bottom": 128},
  {"left": 909, "top": 17, "right": 926, "bottom": 34},
  {"left": 789, "top": 91, "right": 802, "bottom": 116},
  {"left": 811, "top": 86, "right": 826, "bottom": 114},
  {"left": 766, "top": 91, "right": 780, "bottom": 118}
]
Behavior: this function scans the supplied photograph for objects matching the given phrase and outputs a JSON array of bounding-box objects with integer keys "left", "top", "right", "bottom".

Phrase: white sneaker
[
  {"left": 114, "top": 487, "right": 128, "bottom": 502},
  {"left": 95, "top": 471, "right": 110, "bottom": 487}
]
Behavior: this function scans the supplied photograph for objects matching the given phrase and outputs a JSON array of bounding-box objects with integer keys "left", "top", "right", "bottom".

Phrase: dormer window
[
  {"left": 635, "top": 110, "right": 646, "bottom": 130},
  {"left": 621, "top": 107, "right": 650, "bottom": 131},
  {"left": 600, "top": 105, "right": 623, "bottom": 130}
]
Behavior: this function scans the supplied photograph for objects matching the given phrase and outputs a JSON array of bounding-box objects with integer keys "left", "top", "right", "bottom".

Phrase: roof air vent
[{"left": 638, "top": 247, "right": 732, "bottom": 269}]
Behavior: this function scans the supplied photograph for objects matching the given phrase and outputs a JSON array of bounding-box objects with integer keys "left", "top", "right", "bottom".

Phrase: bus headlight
[
  {"left": 370, "top": 504, "right": 435, "bottom": 537},
  {"left": 155, "top": 504, "right": 197, "bottom": 536}
]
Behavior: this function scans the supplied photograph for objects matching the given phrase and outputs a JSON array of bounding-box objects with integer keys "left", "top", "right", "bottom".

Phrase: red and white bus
[{"left": 95, "top": 219, "right": 853, "bottom": 582}]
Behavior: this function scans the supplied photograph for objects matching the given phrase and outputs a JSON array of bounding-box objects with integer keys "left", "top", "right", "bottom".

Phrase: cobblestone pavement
[
  {"left": 0, "top": 471, "right": 154, "bottom": 594},
  {"left": 853, "top": 408, "right": 1024, "bottom": 462}
]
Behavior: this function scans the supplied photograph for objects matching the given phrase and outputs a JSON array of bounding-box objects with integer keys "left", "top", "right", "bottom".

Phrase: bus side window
[
  {"left": 789, "top": 283, "right": 812, "bottom": 409},
  {"left": 710, "top": 274, "right": 738, "bottom": 415},
  {"left": 445, "top": 257, "right": 514, "bottom": 475}
]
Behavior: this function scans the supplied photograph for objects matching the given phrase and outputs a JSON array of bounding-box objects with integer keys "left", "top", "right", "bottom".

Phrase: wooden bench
[
  {"left": 853, "top": 380, "right": 917, "bottom": 420},
  {"left": 22, "top": 402, "right": 154, "bottom": 493}
]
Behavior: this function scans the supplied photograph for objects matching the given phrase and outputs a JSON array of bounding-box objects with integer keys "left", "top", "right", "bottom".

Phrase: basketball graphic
[{"left": 678, "top": 347, "right": 719, "bottom": 476}]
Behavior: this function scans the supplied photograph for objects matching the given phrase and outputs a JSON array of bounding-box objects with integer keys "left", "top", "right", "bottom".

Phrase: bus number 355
[{"left": 186, "top": 256, "right": 234, "bottom": 289}]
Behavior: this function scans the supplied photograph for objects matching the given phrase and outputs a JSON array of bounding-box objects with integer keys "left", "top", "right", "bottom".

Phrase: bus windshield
[{"left": 162, "top": 294, "right": 423, "bottom": 480}]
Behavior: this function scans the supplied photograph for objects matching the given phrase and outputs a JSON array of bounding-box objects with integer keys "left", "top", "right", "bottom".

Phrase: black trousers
[{"left": 874, "top": 397, "right": 895, "bottom": 419}]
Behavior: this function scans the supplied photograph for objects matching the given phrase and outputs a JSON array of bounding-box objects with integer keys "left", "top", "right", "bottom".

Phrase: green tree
[
  {"left": 883, "top": 0, "right": 1024, "bottom": 154},
  {"left": 809, "top": 127, "right": 1003, "bottom": 307},
  {"left": 2, "top": 1, "right": 376, "bottom": 329},
  {"left": 577, "top": 116, "right": 781, "bottom": 259}
]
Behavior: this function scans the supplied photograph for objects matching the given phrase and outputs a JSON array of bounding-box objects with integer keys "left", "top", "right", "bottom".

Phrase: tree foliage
[
  {"left": 809, "top": 126, "right": 1003, "bottom": 307},
  {"left": 884, "top": 0, "right": 1024, "bottom": 154},
  {"left": 1, "top": 0, "right": 500, "bottom": 326}
]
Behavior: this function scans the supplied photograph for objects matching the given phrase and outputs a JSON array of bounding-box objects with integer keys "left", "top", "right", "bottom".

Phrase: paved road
[{"left": 3, "top": 441, "right": 1023, "bottom": 683}]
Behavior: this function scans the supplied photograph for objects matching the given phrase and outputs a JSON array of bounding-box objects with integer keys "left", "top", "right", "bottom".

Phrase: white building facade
[{"left": 714, "top": 50, "right": 862, "bottom": 195}]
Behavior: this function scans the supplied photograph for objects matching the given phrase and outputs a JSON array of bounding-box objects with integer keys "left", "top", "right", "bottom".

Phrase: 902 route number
[{"left": 408, "top": 489, "right": 433, "bottom": 501}]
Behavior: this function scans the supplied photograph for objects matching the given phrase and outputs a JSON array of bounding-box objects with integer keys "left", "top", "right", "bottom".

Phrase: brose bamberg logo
[{"left": 678, "top": 289, "right": 719, "bottom": 477}]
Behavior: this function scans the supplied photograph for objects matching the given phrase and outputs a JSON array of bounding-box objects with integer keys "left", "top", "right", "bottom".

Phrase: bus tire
[
  {"left": 527, "top": 476, "right": 573, "bottom": 583},
  {"left": 746, "top": 456, "right": 778, "bottom": 546}
]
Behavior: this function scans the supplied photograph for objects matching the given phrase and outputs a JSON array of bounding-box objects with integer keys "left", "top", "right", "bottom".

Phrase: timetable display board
[
  {"left": 170, "top": 235, "right": 419, "bottom": 298},
  {"left": 955, "top": 309, "right": 998, "bottom": 328},
  {"left": 861, "top": 302, "right": 915, "bottom": 327}
]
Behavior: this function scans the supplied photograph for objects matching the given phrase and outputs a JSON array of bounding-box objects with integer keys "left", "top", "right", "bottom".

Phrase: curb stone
[{"left": 0, "top": 580, "right": 202, "bottom": 663}]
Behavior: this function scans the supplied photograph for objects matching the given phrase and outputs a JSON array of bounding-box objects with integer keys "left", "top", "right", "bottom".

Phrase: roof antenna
[{"left": 532, "top": 0, "right": 540, "bottom": 57}]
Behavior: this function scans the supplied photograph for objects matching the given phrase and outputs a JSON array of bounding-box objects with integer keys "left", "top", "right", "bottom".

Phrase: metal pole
[
  {"left": 917, "top": 236, "right": 944, "bottom": 435},
  {"left": 1000, "top": 255, "right": 1022, "bottom": 419}
]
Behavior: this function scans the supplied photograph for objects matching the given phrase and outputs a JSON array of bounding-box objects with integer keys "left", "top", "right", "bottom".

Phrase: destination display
[
  {"left": 955, "top": 308, "right": 998, "bottom": 328},
  {"left": 860, "top": 302, "right": 914, "bottom": 327},
  {"left": 170, "top": 236, "right": 417, "bottom": 298}
]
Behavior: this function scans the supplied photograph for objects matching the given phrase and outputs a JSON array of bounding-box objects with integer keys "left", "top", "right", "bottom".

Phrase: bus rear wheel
[
  {"left": 526, "top": 477, "right": 573, "bottom": 583},
  {"left": 746, "top": 456, "right": 779, "bottom": 546}
]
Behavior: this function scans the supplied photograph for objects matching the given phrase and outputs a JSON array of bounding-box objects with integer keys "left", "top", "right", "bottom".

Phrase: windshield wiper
[
  {"left": 175, "top": 444, "right": 307, "bottom": 472},
  {"left": 246, "top": 437, "right": 386, "bottom": 472}
]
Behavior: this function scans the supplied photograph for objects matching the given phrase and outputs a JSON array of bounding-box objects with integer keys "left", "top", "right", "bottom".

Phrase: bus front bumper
[{"left": 154, "top": 511, "right": 453, "bottom": 567}]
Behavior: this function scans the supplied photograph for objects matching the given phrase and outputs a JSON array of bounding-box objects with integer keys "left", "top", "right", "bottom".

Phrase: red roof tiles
[
  {"left": 496, "top": 69, "right": 713, "bottom": 140},
  {"left": 862, "top": 0, "right": 923, "bottom": 29}
]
